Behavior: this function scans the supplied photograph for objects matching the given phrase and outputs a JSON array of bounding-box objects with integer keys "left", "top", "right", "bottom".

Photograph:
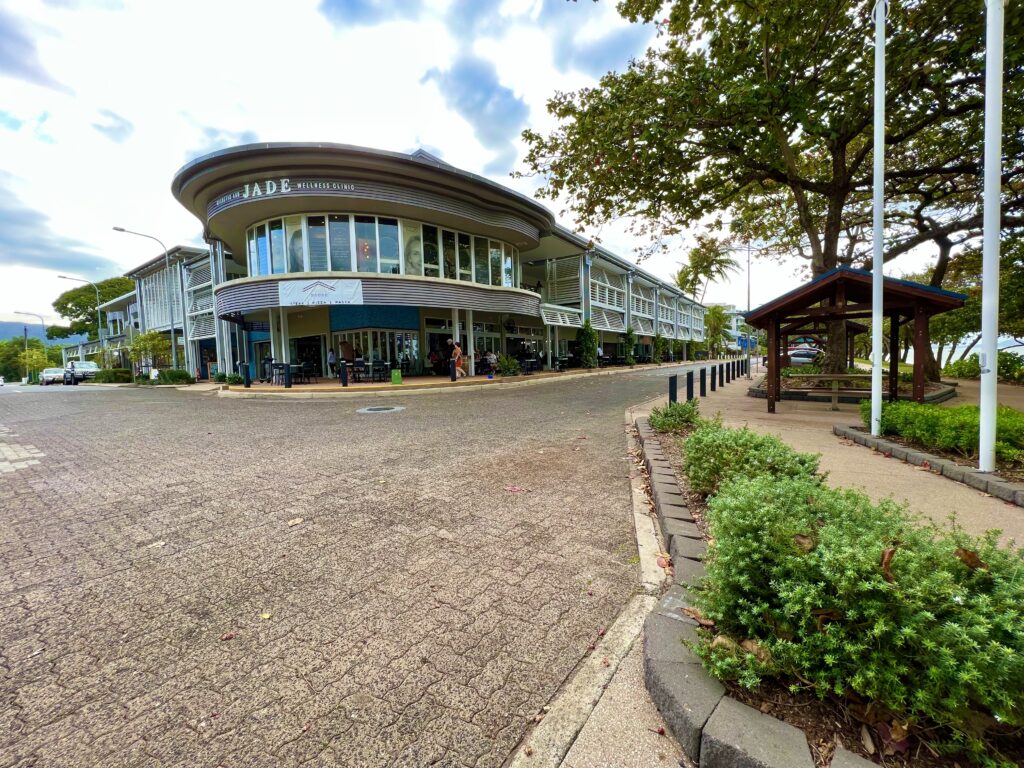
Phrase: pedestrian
[
  {"left": 327, "top": 348, "right": 337, "bottom": 376},
  {"left": 452, "top": 340, "right": 466, "bottom": 378}
]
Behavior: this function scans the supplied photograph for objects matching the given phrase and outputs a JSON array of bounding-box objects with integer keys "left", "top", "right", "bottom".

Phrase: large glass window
[
  {"left": 354, "top": 216, "right": 377, "bottom": 273},
  {"left": 423, "top": 225, "right": 440, "bottom": 277},
  {"left": 474, "top": 237, "right": 489, "bottom": 283},
  {"left": 379, "top": 218, "right": 400, "bottom": 274},
  {"left": 255, "top": 224, "right": 269, "bottom": 275},
  {"left": 269, "top": 219, "right": 285, "bottom": 274},
  {"left": 307, "top": 215, "right": 328, "bottom": 271},
  {"left": 442, "top": 230, "right": 457, "bottom": 281},
  {"left": 248, "top": 228, "right": 258, "bottom": 275},
  {"left": 489, "top": 241, "right": 502, "bottom": 287},
  {"left": 328, "top": 215, "right": 351, "bottom": 271},
  {"left": 402, "top": 221, "right": 422, "bottom": 276},
  {"left": 502, "top": 244, "right": 514, "bottom": 288},
  {"left": 285, "top": 216, "right": 304, "bottom": 272},
  {"left": 458, "top": 233, "right": 472, "bottom": 281}
]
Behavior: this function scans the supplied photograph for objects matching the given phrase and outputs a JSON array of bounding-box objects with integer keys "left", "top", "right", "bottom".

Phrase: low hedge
[
  {"left": 695, "top": 474, "right": 1024, "bottom": 764},
  {"left": 648, "top": 399, "right": 701, "bottom": 433},
  {"left": 682, "top": 422, "right": 820, "bottom": 496},
  {"left": 93, "top": 368, "right": 132, "bottom": 383},
  {"left": 860, "top": 400, "right": 1024, "bottom": 464},
  {"left": 225, "top": 373, "right": 244, "bottom": 385}
]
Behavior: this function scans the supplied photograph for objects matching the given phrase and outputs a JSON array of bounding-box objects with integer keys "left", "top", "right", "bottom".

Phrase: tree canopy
[
  {"left": 674, "top": 235, "right": 740, "bottom": 302},
  {"left": 49, "top": 276, "right": 134, "bottom": 340}
]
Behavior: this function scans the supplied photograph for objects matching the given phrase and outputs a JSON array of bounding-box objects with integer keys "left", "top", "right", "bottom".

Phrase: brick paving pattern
[{"left": 0, "top": 370, "right": 682, "bottom": 768}]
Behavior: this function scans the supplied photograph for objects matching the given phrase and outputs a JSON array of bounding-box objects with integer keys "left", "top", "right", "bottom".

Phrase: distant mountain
[{"left": 0, "top": 321, "right": 85, "bottom": 345}]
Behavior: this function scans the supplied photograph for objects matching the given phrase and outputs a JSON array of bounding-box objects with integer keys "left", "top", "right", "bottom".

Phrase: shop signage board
[{"left": 278, "top": 279, "right": 363, "bottom": 307}]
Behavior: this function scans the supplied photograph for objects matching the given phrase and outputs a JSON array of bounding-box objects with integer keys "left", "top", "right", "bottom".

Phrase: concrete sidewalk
[{"left": 671, "top": 364, "right": 1024, "bottom": 543}]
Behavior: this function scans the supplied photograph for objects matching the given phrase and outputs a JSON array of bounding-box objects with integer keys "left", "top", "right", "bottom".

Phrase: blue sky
[{"left": 0, "top": 0, "right": 739, "bottom": 325}]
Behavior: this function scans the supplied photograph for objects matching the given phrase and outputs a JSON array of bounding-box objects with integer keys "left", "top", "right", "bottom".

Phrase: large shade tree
[
  {"left": 522, "top": 0, "right": 1024, "bottom": 373},
  {"left": 48, "top": 276, "right": 135, "bottom": 340}
]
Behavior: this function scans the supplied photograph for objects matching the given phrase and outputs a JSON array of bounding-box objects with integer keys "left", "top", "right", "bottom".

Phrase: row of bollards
[{"left": 668, "top": 358, "right": 749, "bottom": 404}]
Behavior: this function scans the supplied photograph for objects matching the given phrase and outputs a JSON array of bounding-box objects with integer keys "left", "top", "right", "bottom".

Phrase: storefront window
[
  {"left": 379, "top": 218, "right": 400, "bottom": 274},
  {"left": 458, "top": 233, "right": 472, "bottom": 281},
  {"left": 503, "top": 244, "right": 514, "bottom": 287},
  {"left": 285, "top": 216, "right": 304, "bottom": 272},
  {"left": 307, "top": 215, "right": 328, "bottom": 271},
  {"left": 402, "top": 221, "right": 422, "bottom": 276},
  {"left": 489, "top": 241, "right": 502, "bottom": 287},
  {"left": 328, "top": 214, "right": 351, "bottom": 271},
  {"left": 423, "top": 225, "right": 440, "bottom": 277},
  {"left": 442, "top": 230, "right": 457, "bottom": 281},
  {"left": 354, "top": 216, "right": 377, "bottom": 272},
  {"left": 256, "top": 224, "right": 269, "bottom": 275},
  {"left": 474, "top": 237, "right": 489, "bottom": 283},
  {"left": 269, "top": 219, "right": 285, "bottom": 274},
  {"left": 248, "top": 228, "right": 258, "bottom": 275}
]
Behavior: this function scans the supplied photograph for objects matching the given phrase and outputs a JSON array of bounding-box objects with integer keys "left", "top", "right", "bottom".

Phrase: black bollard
[
  {"left": 726, "top": 362, "right": 731, "bottom": 383},
  {"left": 699, "top": 367, "right": 707, "bottom": 397},
  {"left": 284, "top": 363, "right": 292, "bottom": 389},
  {"left": 243, "top": 361, "right": 251, "bottom": 389},
  {"left": 686, "top": 370, "right": 694, "bottom": 401},
  {"left": 668, "top": 374, "right": 677, "bottom": 404},
  {"left": 340, "top": 362, "right": 348, "bottom": 387},
  {"left": 719, "top": 363, "right": 725, "bottom": 384},
  {"left": 711, "top": 364, "right": 717, "bottom": 391},
  {"left": 449, "top": 359, "right": 457, "bottom": 382}
]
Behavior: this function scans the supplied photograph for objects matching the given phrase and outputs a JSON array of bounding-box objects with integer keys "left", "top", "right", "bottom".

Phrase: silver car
[{"left": 40, "top": 367, "right": 65, "bottom": 385}]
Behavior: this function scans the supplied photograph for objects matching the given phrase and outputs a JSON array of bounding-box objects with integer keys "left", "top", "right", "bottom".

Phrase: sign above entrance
[
  {"left": 208, "top": 177, "right": 360, "bottom": 217},
  {"left": 278, "top": 279, "right": 363, "bottom": 307}
]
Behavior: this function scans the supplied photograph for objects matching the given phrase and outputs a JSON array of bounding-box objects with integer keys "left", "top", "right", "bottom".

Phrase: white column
[
  {"left": 869, "top": 0, "right": 887, "bottom": 437},
  {"left": 466, "top": 309, "right": 475, "bottom": 376},
  {"left": 979, "top": 0, "right": 1005, "bottom": 472},
  {"left": 281, "top": 309, "right": 291, "bottom": 363},
  {"left": 545, "top": 325, "right": 553, "bottom": 369},
  {"left": 269, "top": 308, "right": 279, "bottom": 361}
]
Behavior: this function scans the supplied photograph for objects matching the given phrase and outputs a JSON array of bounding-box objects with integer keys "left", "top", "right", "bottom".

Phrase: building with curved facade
[{"left": 163, "top": 143, "right": 704, "bottom": 379}]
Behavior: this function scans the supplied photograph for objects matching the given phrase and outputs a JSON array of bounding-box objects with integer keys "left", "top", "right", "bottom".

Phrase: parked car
[
  {"left": 40, "top": 367, "right": 65, "bottom": 385},
  {"left": 787, "top": 347, "right": 820, "bottom": 366},
  {"left": 65, "top": 360, "right": 100, "bottom": 381}
]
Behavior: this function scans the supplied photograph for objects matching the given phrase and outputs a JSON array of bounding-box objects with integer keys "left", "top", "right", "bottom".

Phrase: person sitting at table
[{"left": 486, "top": 350, "right": 497, "bottom": 367}]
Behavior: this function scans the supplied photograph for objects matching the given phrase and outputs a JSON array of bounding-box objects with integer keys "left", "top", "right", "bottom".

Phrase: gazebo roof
[{"left": 744, "top": 267, "right": 966, "bottom": 329}]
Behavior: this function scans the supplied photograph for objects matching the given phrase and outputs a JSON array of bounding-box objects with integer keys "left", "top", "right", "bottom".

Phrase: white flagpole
[
  {"left": 870, "top": 0, "right": 887, "bottom": 436},
  {"left": 979, "top": 0, "right": 1005, "bottom": 472}
]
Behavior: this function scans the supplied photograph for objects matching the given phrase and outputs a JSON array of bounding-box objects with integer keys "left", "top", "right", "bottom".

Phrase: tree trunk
[
  {"left": 919, "top": 241, "right": 953, "bottom": 382},
  {"left": 821, "top": 318, "right": 848, "bottom": 373},
  {"left": 958, "top": 333, "right": 982, "bottom": 360}
]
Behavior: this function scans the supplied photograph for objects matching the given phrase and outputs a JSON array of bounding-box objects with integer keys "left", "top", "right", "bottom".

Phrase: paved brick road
[{"left": 0, "top": 369, "right": 686, "bottom": 768}]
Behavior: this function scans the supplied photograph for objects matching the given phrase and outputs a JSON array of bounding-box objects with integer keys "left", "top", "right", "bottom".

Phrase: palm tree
[
  {"left": 703, "top": 305, "right": 732, "bottom": 358},
  {"left": 676, "top": 235, "right": 740, "bottom": 303}
]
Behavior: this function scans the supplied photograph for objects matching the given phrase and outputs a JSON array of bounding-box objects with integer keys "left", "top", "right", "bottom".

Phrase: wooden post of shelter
[
  {"left": 913, "top": 302, "right": 928, "bottom": 403},
  {"left": 766, "top": 316, "right": 777, "bottom": 413}
]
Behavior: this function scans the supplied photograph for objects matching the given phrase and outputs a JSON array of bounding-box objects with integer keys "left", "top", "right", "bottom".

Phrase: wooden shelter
[{"left": 744, "top": 267, "right": 966, "bottom": 413}]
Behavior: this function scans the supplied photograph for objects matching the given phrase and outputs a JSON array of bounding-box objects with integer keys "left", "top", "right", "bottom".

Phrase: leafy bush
[
  {"left": 648, "top": 399, "right": 700, "bottom": 433},
  {"left": 683, "top": 422, "right": 820, "bottom": 496},
  {"left": 496, "top": 353, "right": 521, "bottom": 376},
  {"left": 577, "top": 320, "right": 599, "bottom": 369},
  {"left": 156, "top": 369, "right": 195, "bottom": 385},
  {"left": 622, "top": 326, "right": 637, "bottom": 366},
  {"left": 695, "top": 474, "right": 1024, "bottom": 764},
  {"left": 943, "top": 354, "right": 982, "bottom": 379},
  {"left": 672, "top": 339, "right": 686, "bottom": 361},
  {"left": 860, "top": 400, "right": 1024, "bottom": 464},
  {"left": 225, "top": 373, "right": 244, "bottom": 385},
  {"left": 213, "top": 372, "right": 228, "bottom": 383},
  {"left": 653, "top": 333, "right": 668, "bottom": 363},
  {"left": 93, "top": 368, "right": 132, "bottom": 383},
  {"left": 997, "top": 350, "right": 1024, "bottom": 383}
]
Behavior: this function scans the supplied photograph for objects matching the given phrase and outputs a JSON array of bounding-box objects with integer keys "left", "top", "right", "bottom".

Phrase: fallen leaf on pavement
[
  {"left": 682, "top": 606, "right": 715, "bottom": 627},
  {"left": 287, "top": 517, "right": 303, "bottom": 527},
  {"left": 220, "top": 632, "right": 235, "bottom": 641},
  {"left": 146, "top": 541, "right": 166, "bottom": 549},
  {"left": 656, "top": 556, "right": 671, "bottom": 569},
  {"left": 861, "top": 724, "right": 876, "bottom": 755},
  {"left": 260, "top": 612, "right": 272, "bottom": 620},
  {"left": 504, "top": 485, "right": 530, "bottom": 493},
  {"left": 647, "top": 726, "right": 666, "bottom": 736}
]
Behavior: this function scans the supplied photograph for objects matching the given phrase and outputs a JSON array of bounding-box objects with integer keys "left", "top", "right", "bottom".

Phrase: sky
[{"left": 0, "top": 0, "right": 930, "bottom": 329}]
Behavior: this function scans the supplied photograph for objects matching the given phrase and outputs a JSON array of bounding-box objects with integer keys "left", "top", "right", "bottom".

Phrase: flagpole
[{"left": 870, "top": 0, "right": 886, "bottom": 436}]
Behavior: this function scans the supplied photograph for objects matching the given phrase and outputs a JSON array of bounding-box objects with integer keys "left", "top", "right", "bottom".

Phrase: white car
[
  {"left": 40, "top": 367, "right": 65, "bottom": 385},
  {"left": 787, "top": 347, "right": 821, "bottom": 366}
]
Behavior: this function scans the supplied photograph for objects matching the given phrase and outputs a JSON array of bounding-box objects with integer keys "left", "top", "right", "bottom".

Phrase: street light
[
  {"left": 15, "top": 312, "right": 46, "bottom": 384},
  {"left": 58, "top": 276, "right": 103, "bottom": 359},
  {"left": 113, "top": 226, "right": 177, "bottom": 369}
]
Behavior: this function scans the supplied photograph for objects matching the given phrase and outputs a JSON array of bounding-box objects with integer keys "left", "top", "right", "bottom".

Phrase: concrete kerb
[
  {"left": 635, "top": 414, "right": 824, "bottom": 768},
  {"left": 832, "top": 424, "right": 1024, "bottom": 508}
]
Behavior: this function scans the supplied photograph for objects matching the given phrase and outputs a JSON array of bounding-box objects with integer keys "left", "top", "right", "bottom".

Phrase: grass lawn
[{"left": 854, "top": 357, "right": 913, "bottom": 373}]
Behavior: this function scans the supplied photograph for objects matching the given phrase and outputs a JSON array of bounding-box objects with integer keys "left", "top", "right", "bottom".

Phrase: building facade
[{"left": 72, "top": 143, "right": 704, "bottom": 379}]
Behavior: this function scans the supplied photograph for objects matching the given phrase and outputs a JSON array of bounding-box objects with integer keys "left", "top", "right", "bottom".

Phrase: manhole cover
[{"left": 357, "top": 405, "right": 405, "bottom": 414}]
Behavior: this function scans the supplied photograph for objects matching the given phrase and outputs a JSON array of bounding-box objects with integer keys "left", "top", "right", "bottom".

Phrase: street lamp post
[
  {"left": 15, "top": 312, "right": 46, "bottom": 383},
  {"left": 113, "top": 227, "right": 177, "bottom": 369},
  {"left": 746, "top": 240, "right": 752, "bottom": 378},
  {"left": 57, "top": 276, "right": 103, "bottom": 359}
]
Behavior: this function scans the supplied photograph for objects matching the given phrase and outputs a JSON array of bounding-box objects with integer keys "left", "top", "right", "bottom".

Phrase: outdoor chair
[
  {"left": 301, "top": 361, "right": 317, "bottom": 384},
  {"left": 271, "top": 363, "right": 287, "bottom": 386}
]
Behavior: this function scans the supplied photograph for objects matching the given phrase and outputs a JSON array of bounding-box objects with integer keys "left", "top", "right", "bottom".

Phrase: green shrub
[
  {"left": 695, "top": 474, "right": 1024, "bottom": 764},
  {"left": 648, "top": 399, "right": 700, "bottom": 433},
  {"left": 653, "top": 333, "right": 668, "bottom": 363},
  {"left": 156, "top": 369, "right": 195, "bottom": 385},
  {"left": 860, "top": 400, "right": 1024, "bottom": 464},
  {"left": 622, "top": 326, "right": 637, "bottom": 366},
  {"left": 683, "top": 423, "right": 820, "bottom": 496},
  {"left": 577, "top": 320, "right": 599, "bottom": 369},
  {"left": 213, "top": 372, "right": 228, "bottom": 383},
  {"left": 496, "top": 354, "right": 521, "bottom": 376},
  {"left": 93, "top": 368, "right": 132, "bottom": 383},
  {"left": 997, "top": 350, "right": 1024, "bottom": 383},
  {"left": 943, "top": 354, "right": 982, "bottom": 379},
  {"left": 225, "top": 373, "right": 244, "bottom": 385}
]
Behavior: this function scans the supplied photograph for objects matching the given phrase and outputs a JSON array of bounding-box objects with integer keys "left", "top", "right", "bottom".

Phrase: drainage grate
[{"left": 357, "top": 405, "right": 405, "bottom": 414}]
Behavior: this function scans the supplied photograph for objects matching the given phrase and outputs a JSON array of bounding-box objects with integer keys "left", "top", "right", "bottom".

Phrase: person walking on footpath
[{"left": 327, "top": 348, "right": 337, "bottom": 377}]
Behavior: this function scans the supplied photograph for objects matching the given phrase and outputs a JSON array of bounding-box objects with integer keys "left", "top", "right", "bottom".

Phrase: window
[
  {"left": 328, "top": 214, "right": 351, "bottom": 271},
  {"left": 269, "top": 219, "right": 285, "bottom": 274},
  {"left": 423, "top": 225, "right": 440, "bottom": 277},
  {"left": 248, "top": 228, "right": 258, "bottom": 275},
  {"left": 502, "top": 244, "right": 514, "bottom": 287},
  {"left": 379, "top": 218, "right": 400, "bottom": 274},
  {"left": 489, "top": 241, "right": 502, "bottom": 286},
  {"left": 285, "top": 216, "right": 304, "bottom": 272},
  {"left": 354, "top": 216, "right": 377, "bottom": 273},
  {"left": 307, "top": 215, "right": 328, "bottom": 271},
  {"left": 458, "top": 233, "right": 472, "bottom": 281},
  {"left": 474, "top": 237, "right": 489, "bottom": 283},
  {"left": 402, "top": 221, "right": 422, "bottom": 276},
  {"left": 442, "top": 230, "right": 457, "bottom": 281}
]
